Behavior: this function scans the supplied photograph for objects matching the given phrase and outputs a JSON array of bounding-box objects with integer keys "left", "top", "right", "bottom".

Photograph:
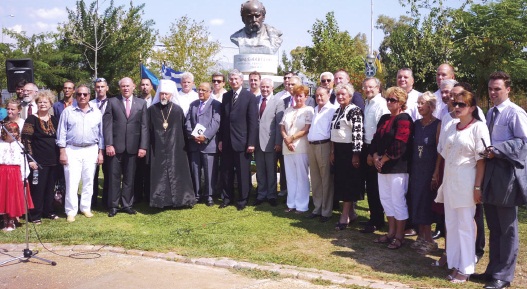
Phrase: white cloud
[
  {"left": 209, "top": 18, "right": 224, "bottom": 26},
  {"left": 31, "top": 7, "right": 67, "bottom": 20},
  {"left": 9, "top": 25, "right": 23, "bottom": 34}
]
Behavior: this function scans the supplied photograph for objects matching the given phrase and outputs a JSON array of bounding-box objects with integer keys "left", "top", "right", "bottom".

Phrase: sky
[{"left": 0, "top": 0, "right": 472, "bottom": 63}]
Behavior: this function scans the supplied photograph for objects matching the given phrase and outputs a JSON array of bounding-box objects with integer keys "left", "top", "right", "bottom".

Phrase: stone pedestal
[{"left": 233, "top": 54, "right": 278, "bottom": 75}]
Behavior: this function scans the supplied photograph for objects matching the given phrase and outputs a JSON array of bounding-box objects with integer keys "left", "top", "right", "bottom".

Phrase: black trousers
[
  {"left": 29, "top": 165, "right": 57, "bottom": 221},
  {"left": 133, "top": 155, "right": 150, "bottom": 204},
  {"left": 360, "top": 145, "right": 385, "bottom": 228},
  {"left": 483, "top": 203, "right": 518, "bottom": 282},
  {"left": 475, "top": 203, "right": 486, "bottom": 258},
  {"left": 221, "top": 147, "right": 251, "bottom": 207},
  {"left": 108, "top": 153, "right": 137, "bottom": 209},
  {"left": 92, "top": 153, "right": 110, "bottom": 207}
]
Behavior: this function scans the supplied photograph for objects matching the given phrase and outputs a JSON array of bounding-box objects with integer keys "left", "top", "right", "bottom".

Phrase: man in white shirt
[
  {"left": 396, "top": 68, "right": 421, "bottom": 121},
  {"left": 306, "top": 86, "right": 337, "bottom": 222},
  {"left": 175, "top": 72, "right": 198, "bottom": 116},
  {"left": 434, "top": 63, "right": 456, "bottom": 118},
  {"left": 361, "top": 77, "right": 389, "bottom": 233}
]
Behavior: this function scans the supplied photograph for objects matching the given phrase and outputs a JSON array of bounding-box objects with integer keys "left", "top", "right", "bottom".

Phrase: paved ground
[{"left": 0, "top": 243, "right": 411, "bottom": 289}]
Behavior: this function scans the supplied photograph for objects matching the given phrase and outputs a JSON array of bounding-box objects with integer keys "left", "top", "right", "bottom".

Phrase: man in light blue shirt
[{"left": 56, "top": 85, "right": 104, "bottom": 222}]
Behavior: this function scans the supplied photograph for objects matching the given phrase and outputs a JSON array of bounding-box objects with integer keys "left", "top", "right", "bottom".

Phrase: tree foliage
[
  {"left": 150, "top": 15, "right": 221, "bottom": 86},
  {"left": 302, "top": 12, "right": 369, "bottom": 87},
  {"left": 60, "top": 0, "right": 157, "bottom": 93}
]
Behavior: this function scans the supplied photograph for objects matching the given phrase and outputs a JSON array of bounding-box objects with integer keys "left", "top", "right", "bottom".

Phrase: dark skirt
[{"left": 333, "top": 142, "right": 363, "bottom": 202}]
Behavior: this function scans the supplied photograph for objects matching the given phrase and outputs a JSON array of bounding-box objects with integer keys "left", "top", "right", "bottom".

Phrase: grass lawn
[{"left": 1, "top": 179, "right": 526, "bottom": 288}]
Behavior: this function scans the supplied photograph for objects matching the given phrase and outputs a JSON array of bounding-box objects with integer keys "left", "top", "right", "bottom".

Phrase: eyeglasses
[
  {"left": 321, "top": 79, "right": 332, "bottom": 83},
  {"left": 386, "top": 97, "right": 399, "bottom": 103},
  {"left": 452, "top": 101, "right": 468, "bottom": 108},
  {"left": 212, "top": 79, "right": 223, "bottom": 83},
  {"left": 76, "top": 93, "right": 89, "bottom": 97},
  {"left": 95, "top": 77, "right": 106, "bottom": 83}
]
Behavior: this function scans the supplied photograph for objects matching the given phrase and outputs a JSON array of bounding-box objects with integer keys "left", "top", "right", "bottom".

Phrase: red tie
[
  {"left": 259, "top": 97, "right": 267, "bottom": 118},
  {"left": 28, "top": 103, "right": 33, "bottom": 116},
  {"left": 125, "top": 98, "right": 131, "bottom": 118}
]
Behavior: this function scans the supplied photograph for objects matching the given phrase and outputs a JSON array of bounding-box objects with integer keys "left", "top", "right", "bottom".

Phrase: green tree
[
  {"left": 150, "top": 15, "right": 221, "bottom": 86},
  {"left": 59, "top": 0, "right": 157, "bottom": 93},
  {"left": 3, "top": 30, "right": 89, "bottom": 92},
  {"left": 451, "top": 0, "right": 527, "bottom": 103},
  {"left": 302, "top": 12, "right": 368, "bottom": 87}
]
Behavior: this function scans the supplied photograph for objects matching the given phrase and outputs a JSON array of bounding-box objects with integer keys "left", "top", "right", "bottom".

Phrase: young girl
[
  {"left": 0, "top": 122, "right": 34, "bottom": 231},
  {"left": 4, "top": 99, "right": 24, "bottom": 129}
]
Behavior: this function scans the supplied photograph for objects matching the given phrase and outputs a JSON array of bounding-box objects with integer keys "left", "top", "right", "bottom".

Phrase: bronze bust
[{"left": 230, "top": 0, "right": 283, "bottom": 54}]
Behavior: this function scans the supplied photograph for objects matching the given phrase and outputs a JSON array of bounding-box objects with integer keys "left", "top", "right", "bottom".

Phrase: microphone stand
[{"left": 0, "top": 122, "right": 56, "bottom": 266}]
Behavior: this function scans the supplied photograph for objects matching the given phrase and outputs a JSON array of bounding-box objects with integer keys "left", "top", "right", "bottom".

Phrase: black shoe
[
  {"left": 471, "top": 273, "right": 492, "bottom": 282},
  {"left": 305, "top": 213, "right": 320, "bottom": 219},
  {"left": 206, "top": 201, "right": 214, "bottom": 207},
  {"left": 219, "top": 203, "right": 229, "bottom": 209},
  {"left": 360, "top": 224, "right": 378, "bottom": 234},
  {"left": 122, "top": 207, "right": 137, "bottom": 215},
  {"left": 237, "top": 204, "right": 246, "bottom": 211},
  {"left": 253, "top": 199, "right": 264, "bottom": 206},
  {"left": 319, "top": 216, "right": 331, "bottom": 223},
  {"left": 484, "top": 279, "right": 510, "bottom": 289},
  {"left": 108, "top": 208, "right": 118, "bottom": 217},
  {"left": 268, "top": 198, "right": 277, "bottom": 207},
  {"left": 432, "top": 229, "right": 444, "bottom": 240}
]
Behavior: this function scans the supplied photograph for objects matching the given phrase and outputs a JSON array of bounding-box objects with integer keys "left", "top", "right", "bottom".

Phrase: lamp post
[
  {"left": 364, "top": 0, "right": 376, "bottom": 77},
  {"left": 1, "top": 14, "right": 15, "bottom": 43}
]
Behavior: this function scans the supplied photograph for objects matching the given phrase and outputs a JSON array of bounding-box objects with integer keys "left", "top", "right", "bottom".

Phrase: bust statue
[{"left": 230, "top": 0, "right": 283, "bottom": 55}]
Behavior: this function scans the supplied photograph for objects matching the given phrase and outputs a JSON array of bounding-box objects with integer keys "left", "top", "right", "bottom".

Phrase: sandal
[
  {"left": 387, "top": 237, "right": 404, "bottom": 249},
  {"left": 417, "top": 241, "right": 438, "bottom": 255},
  {"left": 373, "top": 234, "right": 393, "bottom": 244},
  {"left": 2, "top": 220, "right": 15, "bottom": 232},
  {"left": 431, "top": 252, "right": 447, "bottom": 267},
  {"left": 284, "top": 208, "right": 296, "bottom": 213},
  {"left": 335, "top": 222, "right": 349, "bottom": 231},
  {"left": 410, "top": 237, "right": 425, "bottom": 249},
  {"left": 47, "top": 214, "right": 60, "bottom": 220},
  {"left": 449, "top": 269, "right": 469, "bottom": 283}
]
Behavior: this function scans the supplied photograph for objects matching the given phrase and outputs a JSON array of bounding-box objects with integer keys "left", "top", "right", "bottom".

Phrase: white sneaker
[
  {"left": 66, "top": 215, "right": 75, "bottom": 222},
  {"left": 82, "top": 211, "right": 94, "bottom": 218}
]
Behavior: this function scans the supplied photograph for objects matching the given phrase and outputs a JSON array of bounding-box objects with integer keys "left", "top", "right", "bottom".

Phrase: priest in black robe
[{"left": 148, "top": 79, "right": 196, "bottom": 208}]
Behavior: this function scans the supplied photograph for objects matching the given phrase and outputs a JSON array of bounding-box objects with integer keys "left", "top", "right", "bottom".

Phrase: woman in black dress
[{"left": 22, "top": 90, "right": 60, "bottom": 223}]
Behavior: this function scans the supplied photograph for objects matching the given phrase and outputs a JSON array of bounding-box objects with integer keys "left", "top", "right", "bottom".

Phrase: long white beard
[{"left": 160, "top": 99, "right": 168, "bottom": 105}]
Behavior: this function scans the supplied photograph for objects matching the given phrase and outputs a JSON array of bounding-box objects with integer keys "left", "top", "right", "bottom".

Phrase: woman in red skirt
[{"left": 0, "top": 121, "right": 33, "bottom": 231}]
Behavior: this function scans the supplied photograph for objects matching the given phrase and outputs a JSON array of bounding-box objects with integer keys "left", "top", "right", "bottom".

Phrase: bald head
[{"left": 436, "top": 64, "right": 455, "bottom": 87}]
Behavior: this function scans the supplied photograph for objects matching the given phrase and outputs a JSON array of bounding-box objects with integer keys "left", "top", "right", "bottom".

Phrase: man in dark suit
[
  {"left": 186, "top": 82, "right": 221, "bottom": 206},
  {"left": 218, "top": 69, "right": 258, "bottom": 211},
  {"left": 103, "top": 77, "right": 149, "bottom": 217}
]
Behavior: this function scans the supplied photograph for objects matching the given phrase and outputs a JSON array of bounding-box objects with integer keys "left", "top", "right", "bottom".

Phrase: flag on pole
[
  {"left": 162, "top": 65, "right": 183, "bottom": 90},
  {"left": 140, "top": 64, "right": 159, "bottom": 91},
  {"left": 375, "top": 53, "right": 383, "bottom": 74}
]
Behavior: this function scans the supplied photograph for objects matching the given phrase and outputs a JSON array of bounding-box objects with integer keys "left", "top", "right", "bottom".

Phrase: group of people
[{"left": 0, "top": 64, "right": 525, "bottom": 289}]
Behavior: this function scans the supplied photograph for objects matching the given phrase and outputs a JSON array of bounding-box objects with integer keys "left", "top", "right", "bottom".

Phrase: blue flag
[{"left": 140, "top": 64, "right": 159, "bottom": 91}]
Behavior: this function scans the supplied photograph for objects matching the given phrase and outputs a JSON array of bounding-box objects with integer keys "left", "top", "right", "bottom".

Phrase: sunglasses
[
  {"left": 452, "top": 101, "right": 468, "bottom": 108},
  {"left": 321, "top": 79, "right": 332, "bottom": 83},
  {"left": 386, "top": 97, "right": 399, "bottom": 103},
  {"left": 76, "top": 93, "right": 89, "bottom": 97},
  {"left": 95, "top": 77, "right": 106, "bottom": 83},
  {"left": 212, "top": 79, "right": 223, "bottom": 83}
]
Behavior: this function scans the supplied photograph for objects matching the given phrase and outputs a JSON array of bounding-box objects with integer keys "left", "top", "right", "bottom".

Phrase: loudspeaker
[{"left": 6, "top": 58, "right": 34, "bottom": 93}]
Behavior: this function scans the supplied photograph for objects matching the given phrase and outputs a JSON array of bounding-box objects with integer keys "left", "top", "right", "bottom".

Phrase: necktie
[
  {"left": 98, "top": 99, "right": 107, "bottom": 111},
  {"left": 125, "top": 98, "right": 131, "bottom": 118},
  {"left": 28, "top": 103, "right": 33, "bottom": 116},
  {"left": 198, "top": 101, "right": 204, "bottom": 113},
  {"left": 233, "top": 92, "right": 238, "bottom": 104},
  {"left": 488, "top": 107, "right": 499, "bottom": 137},
  {"left": 259, "top": 97, "right": 267, "bottom": 118}
]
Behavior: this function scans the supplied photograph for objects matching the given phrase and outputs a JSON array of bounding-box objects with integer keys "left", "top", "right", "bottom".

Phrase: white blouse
[{"left": 0, "top": 140, "right": 30, "bottom": 180}]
